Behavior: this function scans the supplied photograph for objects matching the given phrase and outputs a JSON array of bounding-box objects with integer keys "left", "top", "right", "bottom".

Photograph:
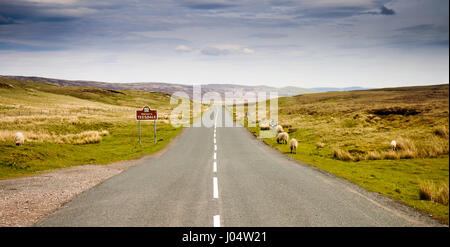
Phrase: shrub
[
  {"left": 369, "top": 107, "right": 420, "bottom": 116},
  {"left": 427, "top": 136, "right": 449, "bottom": 156},
  {"left": 0, "top": 130, "right": 109, "bottom": 145},
  {"left": 434, "top": 126, "right": 449, "bottom": 139},
  {"left": 418, "top": 136, "right": 449, "bottom": 157},
  {"left": 398, "top": 149, "right": 416, "bottom": 159},
  {"left": 396, "top": 137, "right": 416, "bottom": 153},
  {"left": 333, "top": 148, "right": 354, "bottom": 161},
  {"left": 365, "top": 151, "right": 381, "bottom": 160},
  {"left": 419, "top": 180, "right": 449, "bottom": 206},
  {"left": 383, "top": 150, "right": 398, "bottom": 160}
]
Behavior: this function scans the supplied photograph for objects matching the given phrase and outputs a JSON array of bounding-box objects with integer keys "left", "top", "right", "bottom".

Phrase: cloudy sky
[{"left": 0, "top": 0, "right": 448, "bottom": 88}]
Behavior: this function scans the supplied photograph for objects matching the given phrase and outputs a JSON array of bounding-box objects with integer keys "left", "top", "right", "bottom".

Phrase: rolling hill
[{"left": 0, "top": 75, "right": 365, "bottom": 99}]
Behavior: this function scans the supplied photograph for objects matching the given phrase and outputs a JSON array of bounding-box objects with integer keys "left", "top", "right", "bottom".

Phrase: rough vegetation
[
  {"left": 419, "top": 180, "right": 449, "bottom": 206},
  {"left": 0, "top": 78, "right": 201, "bottom": 179},
  {"left": 234, "top": 84, "right": 449, "bottom": 224}
]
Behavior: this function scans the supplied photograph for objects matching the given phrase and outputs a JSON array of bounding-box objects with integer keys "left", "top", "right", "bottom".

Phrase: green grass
[
  {"left": 232, "top": 84, "right": 449, "bottom": 224},
  {"left": 0, "top": 78, "right": 198, "bottom": 179},
  {"left": 259, "top": 135, "right": 449, "bottom": 224},
  {"left": 0, "top": 121, "right": 182, "bottom": 179}
]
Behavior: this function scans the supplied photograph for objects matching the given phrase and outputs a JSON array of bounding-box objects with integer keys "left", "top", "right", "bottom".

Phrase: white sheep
[
  {"left": 275, "top": 125, "right": 284, "bottom": 133},
  {"left": 14, "top": 132, "right": 24, "bottom": 146},
  {"left": 277, "top": 132, "right": 289, "bottom": 144},
  {"left": 390, "top": 140, "right": 397, "bottom": 151},
  {"left": 289, "top": 138, "right": 298, "bottom": 154}
]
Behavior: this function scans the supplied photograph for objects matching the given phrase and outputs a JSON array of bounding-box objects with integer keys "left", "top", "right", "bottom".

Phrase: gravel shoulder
[
  {"left": 0, "top": 162, "right": 134, "bottom": 226},
  {"left": 0, "top": 129, "right": 185, "bottom": 227}
]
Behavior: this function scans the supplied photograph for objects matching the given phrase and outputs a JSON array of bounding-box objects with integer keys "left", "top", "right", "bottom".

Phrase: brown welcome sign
[{"left": 136, "top": 106, "right": 158, "bottom": 144}]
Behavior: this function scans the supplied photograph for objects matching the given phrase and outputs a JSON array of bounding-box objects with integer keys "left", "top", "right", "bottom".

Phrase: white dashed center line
[
  {"left": 213, "top": 177, "right": 219, "bottom": 198},
  {"left": 213, "top": 108, "right": 221, "bottom": 227},
  {"left": 213, "top": 215, "right": 220, "bottom": 227}
]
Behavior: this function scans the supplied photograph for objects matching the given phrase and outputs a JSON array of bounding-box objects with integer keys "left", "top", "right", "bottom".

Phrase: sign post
[
  {"left": 154, "top": 119, "right": 157, "bottom": 143},
  {"left": 136, "top": 105, "right": 158, "bottom": 144}
]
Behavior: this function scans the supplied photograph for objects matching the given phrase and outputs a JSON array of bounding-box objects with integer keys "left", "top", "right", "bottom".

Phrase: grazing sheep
[
  {"left": 14, "top": 132, "right": 24, "bottom": 146},
  {"left": 277, "top": 132, "right": 289, "bottom": 144},
  {"left": 290, "top": 138, "right": 298, "bottom": 154},
  {"left": 390, "top": 140, "right": 397, "bottom": 151},
  {"left": 275, "top": 125, "right": 284, "bottom": 133}
]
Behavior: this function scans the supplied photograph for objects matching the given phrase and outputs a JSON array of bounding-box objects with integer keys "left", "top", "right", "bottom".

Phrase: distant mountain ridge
[
  {"left": 0, "top": 75, "right": 368, "bottom": 98},
  {"left": 311, "top": 87, "right": 369, "bottom": 92}
]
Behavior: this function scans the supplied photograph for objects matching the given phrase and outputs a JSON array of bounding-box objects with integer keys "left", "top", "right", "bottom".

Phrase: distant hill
[
  {"left": 311, "top": 86, "right": 369, "bottom": 92},
  {"left": 0, "top": 75, "right": 369, "bottom": 98},
  {"left": 0, "top": 76, "right": 316, "bottom": 99}
]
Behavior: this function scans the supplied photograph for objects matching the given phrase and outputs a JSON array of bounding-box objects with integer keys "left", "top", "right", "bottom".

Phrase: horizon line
[{"left": 1, "top": 74, "right": 448, "bottom": 90}]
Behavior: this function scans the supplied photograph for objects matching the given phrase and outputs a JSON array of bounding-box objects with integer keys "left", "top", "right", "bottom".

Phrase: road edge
[{"left": 239, "top": 124, "right": 446, "bottom": 227}]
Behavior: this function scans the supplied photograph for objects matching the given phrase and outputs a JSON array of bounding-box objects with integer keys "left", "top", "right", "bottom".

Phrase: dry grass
[
  {"left": 434, "top": 126, "right": 449, "bottom": 139},
  {"left": 365, "top": 151, "right": 381, "bottom": 160},
  {"left": 237, "top": 84, "right": 449, "bottom": 223},
  {"left": 382, "top": 150, "right": 398, "bottom": 160},
  {"left": 396, "top": 137, "right": 417, "bottom": 153},
  {"left": 333, "top": 148, "right": 354, "bottom": 161},
  {"left": 419, "top": 136, "right": 449, "bottom": 157},
  {"left": 333, "top": 135, "right": 449, "bottom": 161},
  {"left": 266, "top": 84, "right": 449, "bottom": 161},
  {"left": 0, "top": 130, "right": 109, "bottom": 145},
  {"left": 280, "top": 123, "right": 292, "bottom": 128},
  {"left": 316, "top": 142, "right": 325, "bottom": 148},
  {"left": 419, "top": 180, "right": 449, "bottom": 206}
]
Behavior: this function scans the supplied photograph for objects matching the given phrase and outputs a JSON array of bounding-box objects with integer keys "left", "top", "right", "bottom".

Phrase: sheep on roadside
[
  {"left": 390, "top": 140, "right": 397, "bottom": 151},
  {"left": 277, "top": 132, "right": 289, "bottom": 144},
  {"left": 290, "top": 138, "right": 298, "bottom": 154},
  {"left": 275, "top": 125, "right": 284, "bottom": 133},
  {"left": 14, "top": 132, "right": 24, "bottom": 146}
]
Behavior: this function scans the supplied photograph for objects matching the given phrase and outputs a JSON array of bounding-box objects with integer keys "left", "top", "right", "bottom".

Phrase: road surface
[{"left": 37, "top": 106, "right": 441, "bottom": 226}]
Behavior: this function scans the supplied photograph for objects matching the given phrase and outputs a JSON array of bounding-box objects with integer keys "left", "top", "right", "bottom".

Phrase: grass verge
[
  {"left": 0, "top": 78, "right": 200, "bottom": 179},
  {"left": 231, "top": 84, "right": 449, "bottom": 224}
]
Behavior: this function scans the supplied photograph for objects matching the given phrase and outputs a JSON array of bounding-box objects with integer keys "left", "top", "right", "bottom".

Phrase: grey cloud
[
  {"left": 380, "top": 6, "right": 395, "bottom": 15},
  {"left": 364, "top": 5, "right": 396, "bottom": 15},
  {"left": 268, "top": 0, "right": 296, "bottom": 7},
  {"left": 0, "top": 41, "right": 66, "bottom": 51},
  {"left": 0, "top": 0, "right": 446, "bottom": 59},
  {"left": 180, "top": 0, "right": 237, "bottom": 9},
  {"left": 0, "top": 14, "right": 13, "bottom": 25},
  {"left": 0, "top": 0, "right": 97, "bottom": 24},
  {"left": 396, "top": 24, "right": 442, "bottom": 33},
  {"left": 183, "top": 3, "right": 235, "bottom": 9},
  {"left": 294, "top": 4, "right": 396, "bottom": 19},
  {"left": 251, "top": 33, "right": 288, "bottom": 39},
  {"left": 299, "top": 6, "right": 368, "bottom": 19},
  {"left": 0, "top": 0, "right": 181, "bottom": 49},
  {"left": 391, "top": 24, "right": 448, "bottom": 47}
]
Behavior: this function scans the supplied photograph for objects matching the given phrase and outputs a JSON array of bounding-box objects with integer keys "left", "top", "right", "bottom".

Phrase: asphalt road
[{"left": 37, "top": 106, "right": 441, "bottom": 226}]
